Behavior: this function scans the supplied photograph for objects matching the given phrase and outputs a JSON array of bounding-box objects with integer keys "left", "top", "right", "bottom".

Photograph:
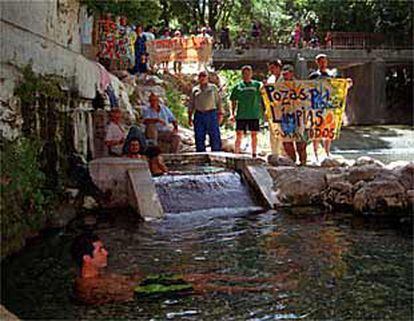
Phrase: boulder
[
  {"left": 325, "top": 172, "right": 349, "bottom": 186},
  {"left": 268, "top": 167, "right": 327, "bottom": 205},
  {"left": 320, "top": 157, "right": 343, "bottom": 168},
  {"left": 267, "top": 154, "right": 296, "bottom": 167},
  {"left": 353, "top": 178, "right": 407, "bottom": 213},
  {"left": 394, "top": 162, "right": 414, "bottom": 190},
  {"left": 354, "top": 156, "right": 385, "bottom": 168},
  {"left": 329, "top": 181, "right": 354, "bottom": 207},
  {"left": 348, "top": 164, "right": 383, "bottom": 184},
  {"left": 385, "top": 160, "right": 411, "bottom": 170}
]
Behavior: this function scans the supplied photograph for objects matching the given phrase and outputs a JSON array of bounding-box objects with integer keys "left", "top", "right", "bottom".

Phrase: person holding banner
[
  {"left": 173, "top": 30, "right": 183, "bottom": 75},
  {"left": 309, "top": 53, "right": 352, "bottom": 161},
  {"left": 230, "top": 65, "right": 262, "bottom": 158},
  {"left": 281, "top": 64, "right": 307, "bottom": 165},
  {"left": 265, "top": 60, "right": 285, "bottom": 157},
  {"left": 189, "top": 71, "right": 223, "bottom": 152}
]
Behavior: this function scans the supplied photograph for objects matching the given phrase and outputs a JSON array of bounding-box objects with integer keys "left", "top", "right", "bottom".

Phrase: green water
[{"left": 2, "top": 209, "right": 412, "bottom": 321}]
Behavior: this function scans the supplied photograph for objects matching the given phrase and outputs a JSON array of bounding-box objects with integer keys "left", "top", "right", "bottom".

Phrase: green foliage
[
  {"left": 160, "top": 0, "right": 412, "bottom": 44},
  {"left": 15, "top": 64, "right": 64, "bottom": 105},
  {"left": 82, "top": 0, "right": 162, "bottom": 26},
  {"left": 165, "top": 82, "right": 189, "bottom": 128},
  {"left": 218, "top": 69, "right": 239, "bottom": 103},
  {"left": 1, "top": 138, "right": 58, "bottom": 257}
]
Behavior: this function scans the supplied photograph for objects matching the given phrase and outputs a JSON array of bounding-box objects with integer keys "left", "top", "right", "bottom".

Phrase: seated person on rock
[
  {"left": 123, "top": 137, "right": 168, "bottom": 176},
  {"left": 71, "top": 232, "right": 142, "bottom": 305},
  {"left": 104, "top": 108, "right": 126, "bottom": 156},
  {"left": 142, "top": 92, "right": 181, "bottom": 153}
]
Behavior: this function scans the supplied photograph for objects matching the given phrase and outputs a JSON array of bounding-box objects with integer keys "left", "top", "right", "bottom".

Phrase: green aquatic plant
[
  {"left": 134, "top": 274, "right": 193, "bottom": 297},
  {"left": 134, "top": 283, "right": 193, "bottom": 295}
]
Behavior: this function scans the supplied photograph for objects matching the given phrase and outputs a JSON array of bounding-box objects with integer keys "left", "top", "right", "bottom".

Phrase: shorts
[{"left": 236, "top": 119, "right": 260, "bottom": 132}]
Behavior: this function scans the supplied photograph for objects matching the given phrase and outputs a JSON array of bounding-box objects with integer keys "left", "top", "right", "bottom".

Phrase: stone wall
[{"left": 0, "top": 0, "right": 98, "bottom": 99}]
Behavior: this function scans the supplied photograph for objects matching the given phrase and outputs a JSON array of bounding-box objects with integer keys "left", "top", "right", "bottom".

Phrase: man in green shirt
[{"left": 229, "top": 65, "right": 262, "bottom": 157}]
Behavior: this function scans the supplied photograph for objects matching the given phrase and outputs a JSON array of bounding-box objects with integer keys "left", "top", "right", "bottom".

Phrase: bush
[
  {"left": 1, "top": 138, "right": 58, "bottom": 257},
  {"left": 165, "top": 82, "right": 189, "bottom": 128}
]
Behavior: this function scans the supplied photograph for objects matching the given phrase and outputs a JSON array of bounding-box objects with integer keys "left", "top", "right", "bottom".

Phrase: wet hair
[{"left": 71, "top": 232, "right": 100, "bottom": 268}]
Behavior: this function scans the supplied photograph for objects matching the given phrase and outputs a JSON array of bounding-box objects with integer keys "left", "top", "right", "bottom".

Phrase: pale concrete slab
[
  {"left": 89, "top": 157, "right": 149, "bottom": 209},
  {"left": 127, "top": 169, "right": 164, "bottom": 220},
  {"left": 243, "top": 165, "right": 280, "bottom": 208}
]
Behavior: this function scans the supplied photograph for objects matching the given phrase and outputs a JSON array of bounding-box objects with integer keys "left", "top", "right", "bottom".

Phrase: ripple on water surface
[{"left": 2, "top": 208, "right": 412, "bottom": 321}]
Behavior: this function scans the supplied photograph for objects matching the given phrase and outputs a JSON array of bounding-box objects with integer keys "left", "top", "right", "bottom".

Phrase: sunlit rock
[
  {"left": 353, "top": 179, "right": 407, "bottom": 213},
  {"left": 268, "top": 167, "right": 327, "bottom": 205},
  {"left": 354, "top": 156, "right": 385, "bottom": 167},
  {"left": 267, "top": 155, "right": 296, "bottom": 167}
]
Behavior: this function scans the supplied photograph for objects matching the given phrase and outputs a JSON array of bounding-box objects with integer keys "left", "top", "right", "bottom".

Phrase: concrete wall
[
  {"left": 0, "top": 0, "right": 99, "bottom": 99},
  {"left": 343, "top": 61, "right": 387, "bottom": 125}
]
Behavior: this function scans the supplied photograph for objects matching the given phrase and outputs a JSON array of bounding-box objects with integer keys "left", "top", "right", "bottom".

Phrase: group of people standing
[
  {"left": 104, "top": 53, "right": 350, "bottom": 173},
  {"left": 127, "top": 24, "right": 214, "bottom": 75},
  {"left": 189, "top": 53, "right": 352, "bottom": 165}
]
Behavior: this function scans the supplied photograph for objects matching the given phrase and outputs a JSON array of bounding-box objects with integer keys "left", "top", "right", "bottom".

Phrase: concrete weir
[
  {"left": 89, "top": 153, "right": 276, "bottom": 219},
  {"left": 89, "top": 157, "right": 163, "bottom": 220},
  {"left": 162, "top": 152, "right": 277, "bottom": 209}
]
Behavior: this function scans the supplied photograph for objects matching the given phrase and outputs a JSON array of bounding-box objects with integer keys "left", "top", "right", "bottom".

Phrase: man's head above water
[{"left": 71, "top": 232, "right": 108, "bottom": 278}]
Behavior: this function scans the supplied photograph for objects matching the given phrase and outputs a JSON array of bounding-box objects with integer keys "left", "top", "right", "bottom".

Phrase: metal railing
[{"left": 213, "top": 32, "right": 413, "bottom": 50}]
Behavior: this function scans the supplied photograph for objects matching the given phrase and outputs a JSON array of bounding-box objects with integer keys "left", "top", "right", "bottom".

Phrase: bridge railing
[
  {"left": 330, "top": 32, "right": 412, "bottom": 49},
  {"left": 214, "top": 32, "right": 413, "bottom": 50}
]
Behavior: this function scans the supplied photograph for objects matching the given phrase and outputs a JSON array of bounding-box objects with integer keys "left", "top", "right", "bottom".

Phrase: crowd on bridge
[{"left": 96, "top": 14, "right": 335, "bottom": 77}]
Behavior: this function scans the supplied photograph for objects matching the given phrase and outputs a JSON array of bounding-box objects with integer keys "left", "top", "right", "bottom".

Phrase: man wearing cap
[
  {"left": 309, "top": 54, "right": 353, "bottom": 160},
  {"left": 189, "top": 71, "right": 223, "bottom": 152},
  {"left": 281, "top": 64, "right": 307, "bottom": 165},
  {"left": 265, "top": 60, "right": 284, "bottom": 157},
  {"left": 230, "top": 65, "right": 262, "bottom": 157}
]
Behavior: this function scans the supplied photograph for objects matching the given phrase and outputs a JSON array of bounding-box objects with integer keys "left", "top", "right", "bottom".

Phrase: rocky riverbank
[{"left": 268, "top": 155, "right": 413, "bottom": 216}]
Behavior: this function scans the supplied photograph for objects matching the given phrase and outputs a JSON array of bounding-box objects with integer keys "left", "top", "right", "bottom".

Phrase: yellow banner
[
  {"left": 146, "top": 37, "right": 212, "bottom": 64},
  {"left": 261, "top": 79, "right": 349, "bottom": 142}
]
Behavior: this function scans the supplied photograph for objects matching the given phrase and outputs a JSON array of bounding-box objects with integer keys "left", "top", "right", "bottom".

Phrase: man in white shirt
[
  {"left": 142, "top": 93, "right": 181, "bottom": 153},
  {"left": 104, "top": 108, "right": 126, "bottom": 156}
]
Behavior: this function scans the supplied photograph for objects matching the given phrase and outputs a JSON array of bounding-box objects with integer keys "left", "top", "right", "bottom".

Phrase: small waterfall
[{"left": 154, "top": 171, "right": 257, "bottom": 213}]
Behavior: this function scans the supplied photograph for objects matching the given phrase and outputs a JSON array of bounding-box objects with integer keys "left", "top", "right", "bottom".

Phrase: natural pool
[{"left": 1, "top": 169, "right": 413, "bottom": 320}]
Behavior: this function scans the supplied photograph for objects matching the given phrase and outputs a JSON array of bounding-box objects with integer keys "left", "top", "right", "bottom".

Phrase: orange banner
[{"left": 146, "top": 37, "right": 212, "bottom": 63}]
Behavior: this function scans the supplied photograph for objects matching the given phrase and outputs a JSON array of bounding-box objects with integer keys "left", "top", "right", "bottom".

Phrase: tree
[{"left": 82, "top": 0, "right": 162, "bottom": 26}]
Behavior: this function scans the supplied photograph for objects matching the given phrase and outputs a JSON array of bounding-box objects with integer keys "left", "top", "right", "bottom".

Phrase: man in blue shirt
[{"left": 142, "top": 92, "right": 181, "bottom": 153}]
